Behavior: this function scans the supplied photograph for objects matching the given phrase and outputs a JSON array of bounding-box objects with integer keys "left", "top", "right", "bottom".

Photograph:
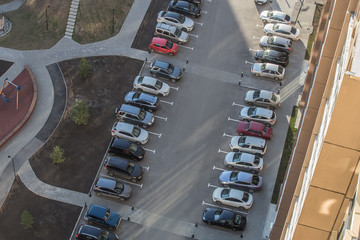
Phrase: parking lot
[{"left": 72, "top": 0, "right": 308, "bottom": 239}]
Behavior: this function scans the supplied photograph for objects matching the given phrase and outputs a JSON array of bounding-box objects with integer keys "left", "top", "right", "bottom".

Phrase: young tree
[
  {"left": 78, "top": 58, "right": 92, "bottom": 79},
  {"left": 21, "top": 210, "right": 34, "bottom": 230},
  {"left": 70, "top": 100, "right": 90, "bottom": 125},
  {"left": 50, "top": 146, "right": 65, "bottom": 165}
]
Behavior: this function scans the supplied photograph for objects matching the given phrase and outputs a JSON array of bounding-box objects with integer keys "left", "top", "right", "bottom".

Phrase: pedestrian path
[
  {"left": 65, "top": 0, "right": 80, "bottom": 39},
  {"left": 0, "top": 0, "right": 24, "bottom": 13}
]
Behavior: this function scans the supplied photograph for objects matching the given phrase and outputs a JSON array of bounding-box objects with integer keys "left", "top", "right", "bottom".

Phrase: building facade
[{"left": 271, "top": 0, "right": 360, "bottom": 239}]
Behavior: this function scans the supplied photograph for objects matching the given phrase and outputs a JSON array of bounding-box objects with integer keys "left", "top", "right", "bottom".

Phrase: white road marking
[
  {"left": 188, "top": 33, "right": 198, "bottom": 38},
  {"left": 253, "top": 36, "right": 261, "bottom": 40},
  {"left": 178, "top": 45, "right": 194, "bottom": 50},
  {"left": 194, "top": 22, "right": 203, "bottom": 26},
  {"left": 245, "top": 60, "right": 255, "bottom": 65},
  {"left": 223, "top": 133, "right": 235, "bottom": 138},
  {"left": 154, "top": 115, "right": 167, "bottom": 121},
  {"left": 202, "top": 201, "right": 248, "bottom": 215},
  {"left": 232, "top": 102, "right": 245, "bottom": 107},
  {"left": 256, "top": 24, "right": 264, "bottom": 28},
  {"left": 228, "top": 117, "right": 240, "bottom": 123},
  {"left": 99, "top": 174, "right": 143, "bottom": 188},
  {"left": 169, "top": 86, "right": 179, "bottom": 91},
  {"left": 148, "top": 131, "right": 162, "bottom": 138},
  {"left": 206, "top": 0, "right": 212, "bottom": 2},
  {"left": 249, "top": 48, "right": 258, "bottom": 52},
  {"left": 143, "top": 147, "right": 156, "bottom": 154},
  {"left": 207, "top": 183, "right": 218, "bottom": 188},
  {"left": 201, "top": 10, "right": 208, "bottom": 14},
  {"left": 142, "top": 166, "right": 150, "bottom": 171},
  {"left": 213, "top": 165, "right": 227, "bottom": 171},
  {"left": 218, "top": 149, "right": 229, "bottom": 154},
  {"left": 160, "top": 100, "right": 173, "bottom": 105}
]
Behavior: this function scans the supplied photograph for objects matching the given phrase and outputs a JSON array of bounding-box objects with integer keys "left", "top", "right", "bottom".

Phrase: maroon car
[{"left": 237, "top": 121, "right": 273, "bottom": 140}]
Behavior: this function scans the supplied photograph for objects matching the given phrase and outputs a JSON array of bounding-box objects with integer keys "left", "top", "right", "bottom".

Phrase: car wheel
[
  {"left": 262, "top": 19, "right": 267, "bottom": 23},
  {"left": 233, "top": 149, "right": 239, "bottom": 152},
  {"left": 265, "top": 123, "right": 271, "bottom": 127},
  {"left": 110, "top": 226, "right": 115, "bottom": 231},
  {"left": 216, "top": 201, "right": 222, "bottom": 205},
  {"left": 88, "top": 220, "right": 94, "bottom": 225},
  {"left": 270, "top": 106, "right": 275, "bottom": 110},
  {"left": 255, "top": 153, "right": 262, "bottom": 157},
  {"left": 181, "top": 27, "right": 187, "bottom": 31},
  {"left": 251, "top": 170, "right": 257, "bottom": 174},
  {"left": 248, "top": 102, "right": 254, "bottom": 106},
  {"left": 249, "top": 189, "right": 254, "bottom": 193},
  {"left": 149, "top": 48, "right": 155, "bottom": 53},
  {"left": 239, "top": 206, "right": 245, "bottom": 210},
  {"left": 274, "top": 77, "right": 279, "bottom": 81},
  {"left": 255, "top": 73, "right": 260, "bottom": 77},
  {"left": 119, "top": 197, "right": 125, "bottom": 201},
  {"left": 96, "top": 192, "right": 102, "bottom": 197},
  {"left": 232, "top": 227, "right": 236, "bottom": 231},
  {"left": 239, "top": 133, "right": 244, "bottom": 136},
  {"left": 151, "top": 73, "right": 156, "bottom": 77},
  {"left": 148, "top": 108, "right": 153, "bottom": 113},
  {"left": 267, "top": 33, "right": 273, "bottom": 36},
  {"left": 108, "top": 172, "right": 114, "bottom": 177},
  {"left": 130, "top": 178, "right": 137, "bottom": 183},
  {"left": 142, "top": 124, "right": 148, "bottom": 129},
  {"left": 136, "top": 141, "right": 141, "bottom": 145},
  {"left": 168, "top": 52, "right": 174, "bottom": 56},
  {"left": 223, "top": 184, "right": 229, "bottom": 188},
  {"left": 207, "top": 221, "right": 211, "bottom": 225},
  {"left": 171, "top": 79, "right": 176, "bottom": 83}
]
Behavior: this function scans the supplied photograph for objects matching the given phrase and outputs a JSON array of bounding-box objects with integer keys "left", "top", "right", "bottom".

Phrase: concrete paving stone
[
  {"left": 70, "top": 8, "right": 77, "bottom": 13},
  {"left": 64, "top": 35, "right": 72, "bottom": 39},
  {"left": 71, "top": 4, "right": 78, "bottom": 9},
  {"left": 67, "top": 18, "right": 75, "bottom": 22},
  {"left": 65, "top": 28, "right": 74, "bottom": 33},
  {"left": 67, "top": 25, "right": 74, "bottom": 29},
  {"left": 68, "top": 14, "right": 76, "bottom": 19},
  {"left": 67, "top": 21, "right": 75, "bottom": 26}
]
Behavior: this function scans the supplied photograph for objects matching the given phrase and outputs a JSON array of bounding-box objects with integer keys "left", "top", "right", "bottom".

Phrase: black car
[
  {"left": 104, "top": 156, "right": 143, "bottom": 182},
  {"left": 168, "top": 0, "right": 201, "bottom": 18},
  {"left": 124, "top": 91, "right": 159, "bottom": 112},
  {"left": 150, "top": 60, "right": 182, "bottom": 82},
  {"left": 115, "top": 104, "right": 154, "bottom": 128},
  {"left": 259, "top": 36, "right": 292, "bottom": 53},
  {"left": 182, "top": 0, "right": 201, "bottom": 6},
  {"left": 202, "top": 208, "right": 247, "bottom": 231},
  {"left": 94, "top": 177, "right": 131, "bottom": 200},
  {"left": 76, "top": 224, "right": 119, "bottom": 240},
  {"left": 108, "top": 138, "right": 145, "bottom": 161},
  {"left": 84, "top": 204, "right": 121, "bottom": 230},
  {"left": 254, "top": 49, "right": 289, "bottom": 67}
]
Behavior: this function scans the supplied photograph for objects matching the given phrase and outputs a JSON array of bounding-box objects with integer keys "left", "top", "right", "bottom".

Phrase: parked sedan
[
  {"left": 108, "top": 138, "right": 145, "bottom": 161},
  {"left": 229, "top": 136, "right": 267, "bottom": 156},
  {"left": 115, "top": 104, "right": 154, "bottom": 128},
  {"left": 93, "top": 177, "right": 131, "bottom": 200},
  {"left": 260, "top": 10, "right": 291, "bottom": 24},
  {"left": 264, "top": 23, "right": 300, "bottom": 40},
  {"left": 84, "top": 204, "right": 121, "bottom": 230},
  {"left": 168, "top": 0, "right": 201, "bottom": 18},
  {"left": 239, "top": 107, "right": 276, "bottom": 126},
  {"left": 202, "top": 208, "right": 247, "bottom": 231},
  {"left": 259, "top": 36, "right": 292, "bottom": 53},
  {"left": 111, "top": 122, "right": 149, "bottom": 144},
  {"left": 245, "top": 89, "right": 281, "bottom": 109},
  {"left": 133, "top": 75, "right": 170, "bottom": 97},
  {"left": 251, "top": 62, "right": 285, "bottom": 81},
  {"left": 76, "top": 225, "right": 119, "bottom": 240},
  {"left": 104, "top": 156, "right": 143, "bottom": 182},
  {"left": 224, "top": 151, "right": 264, "bottom": 173},
  {"left": 212, "top": 187, "right": 253, "bottom": 209},
  {"left": 124, "top": 91, "right": 159, "bottom": 112},
  {"left": 219, "top": 170, "right": 263, "bottom": 192},
  {"left": 237, "top": 120, "right": 273, "bottom": 140},
  {"left": 157, "top": 11, "right": 194, "bottom": 31},
  {"left": 150, "top": 60, "right": 182, "bottom": 82},
  {"left": 149, "top": 37, "right": 178, "bottom": 56},
  {"left": 254, "top": 49, "right": 289, "bottom": 67}
]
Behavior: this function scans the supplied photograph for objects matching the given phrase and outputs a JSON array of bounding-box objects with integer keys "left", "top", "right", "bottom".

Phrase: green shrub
[
  {"left": 70, "top": 100, "right": 90, "bottom": 125},
  {"left": 78, "top": 58, "right": 92, "bottom": 79},
  {"left": 50, "top": 146, "right": 65, "bottom": 165},
  {"left": 21, "top": 210, "right": 34, "bottom": 230}
]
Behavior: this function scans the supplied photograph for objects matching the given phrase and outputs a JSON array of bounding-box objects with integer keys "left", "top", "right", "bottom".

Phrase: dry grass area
[
  {"left": 0, "top": 0, "right": 13, "bottom": 4},
  {"left": 0, "top": 0, "right": 71, "bottom": 50},
  {"left": 73, "top": 0, "right": 134, "bottom": 44}
]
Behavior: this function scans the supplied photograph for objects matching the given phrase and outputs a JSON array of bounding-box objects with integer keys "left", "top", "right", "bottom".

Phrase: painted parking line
[
  {"left": 256, "top": 24, "right": 264, "bottom": 28},
  {"left": 223, "top": 133, "right": 235, "bottom": 138},
  {"left": 143, "top": 147, "right": 156, "bottom": 154},
  {"left": 188, "top": 33, "right": 198, "bottom": 38},
  {"left": 194, "top": 22, "right": 203, "bottom": 26},
  {"left": 99, "top": 174, "right": 143, "bottom": 188},
  {"left": 213, "top": 165, "right": 227, "bottom": 171},
  {"left": 148, "top": 131, "right": 162, "bottom": 138},
  {"left": 232, "top": 102, "right": 245, "bottom": 107},
  {"left": 218, "top": 149, "right": 229, "bottom": 154},
  {"left": 206, "top": 0, "right": 212, "bottom": 2},
  {"left": 160, "top": 99, "right": 173, "bottom": 105},
  {"left": 207, "top": 183, "right": 218, "bottom": 188},
  {"left": 228, "top": 117, "right": 240, "bottom": 123},
  {"left": 245, "top": 60, "right": 255, "bottom": 65},
  {"left": 253, "top": 36, "right": 261, "bottom": 40},
  {"left": 178, "top": 45, "right": 194, "bottom": 50},
  {"left": 154, "top": 115, "right": 167, "bottom": 121},
  {"left": 142, "top": 166, "right": 150, "bottom": 171},
  {"left": 249, "top": 48, "right": 258, "bottom": 52},
  {"left": 201, "top": 10, "right": 208, "bottom": 14},
  {"left": 202, "top": 201, "right": 248, "bottom": 215},
  {"left": 169, "top": 86, "right": 179, "bottom": 91}
]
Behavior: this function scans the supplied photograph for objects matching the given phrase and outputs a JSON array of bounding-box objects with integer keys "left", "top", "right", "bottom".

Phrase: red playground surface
[{"left": 0, "top": 67, "right": 37, "bottom": 147}]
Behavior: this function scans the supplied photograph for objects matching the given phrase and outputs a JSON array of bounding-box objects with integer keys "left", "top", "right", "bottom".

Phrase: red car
[
  {"left": 149, "top": 37, "right": 178, "bottom": 56},
  {"left": 237, "top": 121, "right": 273, "bottom": 140}
]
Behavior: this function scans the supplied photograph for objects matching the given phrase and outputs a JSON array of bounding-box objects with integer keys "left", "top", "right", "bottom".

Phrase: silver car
[
  {"left": 260, "top": 11, "right": 291, "bottom": 24},
  {"left": 157, "top": 11, "right": 194, "bottom": 31},
  {"left": 111, "top": 122, "right": 149, "bottom": 144},
  {"left": 264, "top": 23, "right": 300, "bottom": 40},
  {"left": 254, "top": 0, "right": 267, "bottom": 5},
  {"left": 229, "top": 136, "right": 267, "bottom": 156},
  {"left": 133, "top": 76, "right": 170, "bottom": 97},
  {"left": 251, "top": 62, "right": 285, "bottom": 81},
  {"left": 93, "top": 177, "right": 132, "bottom": 200},
  {"left": 245, "top": 90, "right": 281, "bottom": 109},
  {"left": 154, "top": 22, "right": 189, "bottom": 44},
  {"left": 212, "top": 187, "right": 253, "bottom": 209},
  {"left": 224, "top": 152, "right": 263, "bottom": 173},
  {"left": 239, "top": 107, "right": 276, "bottom": 126}
]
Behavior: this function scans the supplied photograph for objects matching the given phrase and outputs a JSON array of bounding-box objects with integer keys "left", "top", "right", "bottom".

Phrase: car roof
[
  {"left": 236, "top": 171, "right": 253, "bottom": 182},
  {"left": 272, "top": 36, "right": 291, "bottom": 44},
  {"left": 229, "top": 189, "right": 245, "bottom": 199},
  {"left": 219, "top": 209, "right": 235, "bottom": 220},
  {"left": 79, "top": 225, "right": 101, "bottom": 237},
  {"left": 264, "top": 63, "right": 280, "bottom": 72},
  {"left": 96, "top": 178, "right": 116, "bottom": 190},
  {"left": 245, "top": 136, "right": 266, "bottom": 146},
  {"left": 174, "top": 1, "right": 190, "bottom": 7},
  {"left": 152, "top": 37, "right": 168, "bottom": 45},
  {"left": 276, "top": 23, "right": 291, "bottom": 31},
  {"left": 153, "top": 60, "right": 170, "bottom": 69},
  {"left": 88, "top": 204, "right": 107, "bottom": 218},
  {"left": 141, "top": 76, "right": 157, "bottom": 86},
  {"left": 248, "top": 121, "right": 265, "bottom": 132},
  {"left": 272, "top": 11, "right": 287, "bottom": 18},
  {"left": 259, "top": 90, "right": 272, "bottom": 99},
  {"left": 120, "top": 104, "right": 141, "bottom": 115},
  {"left": 156, "top": 22, "right": 176, "bottom": 31},
  {"left": 108, "top": 156, "right": 129, "bottom": 169},
  {"left": 112, "top": 138, "right": 131, "bottom": 149},
  {"left": 114, "top": 122, "right": 134, "bottom": 133},
  {"left": 254, "top": 107, "right": 273, "bottom": 117},
  {"left": 164, "top": 11, "right": 181, "bottom": 19}
]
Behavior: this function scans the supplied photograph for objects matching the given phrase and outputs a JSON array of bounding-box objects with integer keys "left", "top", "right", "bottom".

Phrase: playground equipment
[{"left": 0, "top": 78, "right": 22, "bottom": 110}]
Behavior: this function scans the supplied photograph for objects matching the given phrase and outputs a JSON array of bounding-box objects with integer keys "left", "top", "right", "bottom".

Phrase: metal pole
[
  {"left": 8, "top": 155, "right": 16, "bottom": 177},
  {"left": 46, "top": 6, "right": 50, "bottom": 31},
  {"left": 112, "top": 9, "right": 115, "bottom": 34},
  {"left": 295, "top": 0, "right": 304, "bottom": 24}
]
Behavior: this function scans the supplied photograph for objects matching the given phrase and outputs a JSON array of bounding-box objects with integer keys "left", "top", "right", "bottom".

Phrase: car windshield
[
  {"left": 99, "top": 230, "right": 110, "bottom": 240},
  {"left": 168, "top": 63, "right": 174, "bottom": 73},
  {"left": 179, "top": 14, "right": 185, "bottom": 23},
  {"left": 234, "top": 215, "right": 242, "bottom": 225},
  {"left": 233, "top": 152, "right": 241, "bottom": 161},
  {"left": 252, "top": 175, "right": 260, "bottom": 185},
  {"left": 189, "top": 4, "right": 194, "bottom": 11},
  {"left": 133, "top": 92, "right": 141, "bottom": 99},
  {"left": 137, "top": 76, "right": 144, "bottom": 83},
  {"left": 155, "top": 80, "right": 163, "bottom": 90},
  {"left": 290, "top": 27, "right": 297, "bottom": 34},
  {"left": 127, "top": 162, "right": 135, "bottom": 173},
  {"left": 261, "top": 64, "right": 266, "bottom": 71},
  {"left": 248, "top": 107, "right": 257, "bottom": 115},
  {"left": 268, "top": 37, "right": 275, "bottom": 43},
  {"left": 132, "top": 126, "right": 141, "bottom": 137},
  {"left": 138, "top": 109, "right": 146, "bottom": 120},
  {"left": 115, "top": 182, "right": 124, "bottom": 192},
  {"left": 243, "top": 192, "right": 249, "bottom": 202},
  {"left": 230, "top": 172, "right": 238, "bottom": 181},
  {"left": 129, "top": 143, "right": 138, "bottom": 152},
  {"left": 214, "top": 209, "right": 222, "bottom": 221},
  {"left": 268, "top": 12, "right": 274, "bottom": 17},
  {"left": 238, "top": 137, "right": 246, "bottom": 144},
  {"left": 262, "top": 127, "right": 267, "bottom": 135},
  {"left": 104, "top": 209, "right": 110, "bottom": 221},
  {"left": 165, "top": 40, "right": 173, "bottom": 49},
  {"left": 273, "top": 24, "right": 280, "bottom": 30},
  {"left": 221, "top": 188, "right": 230, "bottom": 198},
  {"left": 253, "top": 90, "right": 260, "bottom": 98},
  {"left": 271, "top": 93, "right": 277, "bottom": 102},
  {"left": 174, "top": 28, "right": 182, "bottom": 37}
]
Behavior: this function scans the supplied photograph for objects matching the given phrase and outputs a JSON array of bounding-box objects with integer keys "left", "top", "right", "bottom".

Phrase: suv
[
  {"left": 157, "top": 11, "right": 194, "bottom": 31},
  {"left": 93, "top": 177, "right": 131, "bottom": 200},
  {"left": 224, "top": 151, "right": 264, "bottom": 173},
  {"left": 111, "top": 121, "right": 149, "bottom": 144},
  {"left": 245, "top": 90, "right": 280, "bottom": 109},
  {"left": 150, "top": 60, "right": 182, "bottom": 82},
  {"left": 84, "top": 204, "right": 121, "bottom": 230},
  {"left": 229, "top": 136, "right": 267, "bottom": 156},
  {"left": 154, "top": 23, "right": 189, "bottom": 44},
  {"left": 108, "top": 138, "right": 145, "bottom": 161},
  {"left": 259, "top": 36, "right": 292, "bottom": 53},
  {"left": 239, "top": 107, "right": 276, "bottom": 126},
  {"left": 254, "top": 49, "right": 289, "bottom": 67},
  {"left": 149, "top": 37, "right": 178, "bottom": 56},
  {"left": 76, "top": 225, "right": 119, "bottom": 240},
  {"left": 104, "top": 156, "right": 143, "bottom": 182},
  {"left": 219, "top": 171, "right": 263, "bottom": 192},
  {"left": 115, "top": 104, "right": 154, "bottom": 129},
  {"left": 124, "top": 91, "right": 159, "bottom": 112}
]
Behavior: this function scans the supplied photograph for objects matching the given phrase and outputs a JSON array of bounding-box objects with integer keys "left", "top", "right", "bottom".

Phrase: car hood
[
  {"left": 260, "top": 11, "right": 269, "bottom": 19},
  {"left": 245, "top": 91, "right": 254, "bottom": 101},
  {"left": 160, "top": 82, "right": 171, "bottom": 94},
  {"left": 138, "top": 129, "right": 149, "bottom": 143},
  {"left": 131, "top": 164, "right": 142, "bottom": 178},
  {"left": 240, "top": 107, "right": 250, "bottom": 117},
  {"left": 183, "top": 17, "right": 194, "bottom": 28},
  {"left": 237, "top": 121, "right": 248, "bottom": 131},
  {"left": 224, "top": 152, "right": 236, "bottom": 164},
  {"left": 144, "top": 112, "right": 154, "bottom": 124},
  {"left": 255, "top": 50, "right": 264, "bottom": 59},
  {"left": 171, "top": 66, "right": 182, "bottom": 79},
  {"left": 251, "top": 63, "right": 262, "bottom": 73},
  {"left": 264, "top": 24, "right": 274, "bottom": 32},
  {"left": 219, "top": 171, "right": 232, "bottom": 183},
  {"left": 230, "top": 136, "right": 241, "bottom": 148},
  {"left": 212, "top": 187, "right": 223, "bottom": 200},
  {"left": 108, "top": 212, "right": 120, "bottom": 227},
  {"left": 121, "top": 184, "right": 132, "bottom": 198}
]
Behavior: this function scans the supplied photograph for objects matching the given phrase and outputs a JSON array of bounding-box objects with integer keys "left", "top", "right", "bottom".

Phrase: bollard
[
  {"left": 84, "top": 202, "right": 87, "bottom": 208},
  {"left": 145, "top": 57, "right": 147, "bottom": 62},
  {"left": 279, "top": 81, "right": 283, "bottom": 86},
  {"left": 131, "top": 205, "right": 134, "bottom": 210},
  {"left": 183, "top": 66, "right": 186, "bottom": 72},
  {"left": 186, "top": 58, "right": 189, "bottom": 64},
  {"left": 127, "top": 216, "right": 130, "bottom": 221},
  {"left": 238, "top": 80, "right": 241, "bottom": 86},
  {"left": 241, "top": 72, "right": 244, "bottom": 78},
  {"left": 278, "top": 89, "right": 281, "bottom": 94},
  {"left": 191, "top": 233, "right": 195, "bottom": 238},
  {"left": 195, "top": 222, "right": 198, "bottom": 227},
  {"left": 88, "top": 192, "right": 92, "bottom": 197}
]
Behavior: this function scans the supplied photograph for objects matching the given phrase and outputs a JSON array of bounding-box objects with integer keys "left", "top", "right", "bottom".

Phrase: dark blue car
[
  {"left": 150, "top": 60, "right": 182, "bottom": 82},
  {"left": 202, "top": 208, "right": 246, "bottom": 231},
  {"left": 76, "top": 224, "right": 119, "bottom": 240},
  {"left": 168, "top": 0, "right": 201, "bottom": 18},
  {"left": 84, "top": 204, "right": 121, "bottom": 230},
  {"left": 124, "top": 91, "right": 159, "bottom": 112}
]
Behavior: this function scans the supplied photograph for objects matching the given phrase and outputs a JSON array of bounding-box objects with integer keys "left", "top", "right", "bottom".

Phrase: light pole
[
  {"left": 112, "top": 9, "right": 115, "bottom": 35},
  {"left": 295, "top": 0, "right": 304, "bottom": 25},
  {"left": 8, "top": 155, "right": 16, "bottom": 177},
  {"left": 46, "top": 5, "right": 50, "bottom": 31}
]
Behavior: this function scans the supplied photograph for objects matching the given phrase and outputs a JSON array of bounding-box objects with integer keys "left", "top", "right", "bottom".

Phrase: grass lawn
[
  {"left": 72, "top": 0, "right": 134, "bottom": 44},
  {"left": 305, "top": 4, "right": 323, "bottom": 60},
  {"left": 271, "top": 106, "right": 299, "bottom": 204}
]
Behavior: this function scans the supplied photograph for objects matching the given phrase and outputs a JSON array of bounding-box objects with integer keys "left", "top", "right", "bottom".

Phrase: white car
[
  {"left": 157, "top": 11, "right": 194, "bottom": 32},
  {"left": 133, "top": 76, "right": 170, "bottom": 97},
  {"left": 251, "top": 62, "right": 285, "bottom": 81},
  {"left": 111, "top": 122, "right": 149, "bottom": 145},
  {"left": 224, "top": 152, "right": 264, "bottom": 173},
  {"left": 212, "top": 187, "right": 253, "bottom": 210},
  {"left": 239, "top": 107, "right": 276, "bottom": 126},
  {"left": 264, "top": 23, "right": 300, "bottom": 40},
  {"left": 245, "top": 90, "right": 281, "bottom": 109},
  {"left": 260, "top": 11, "right": 291, "bottom": 24},
  {"left": 229, "top": 136, "right": 267, "bottom": 156},
  {"left": 254, "top": 0, "right": 267, "bottom": 5}
]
